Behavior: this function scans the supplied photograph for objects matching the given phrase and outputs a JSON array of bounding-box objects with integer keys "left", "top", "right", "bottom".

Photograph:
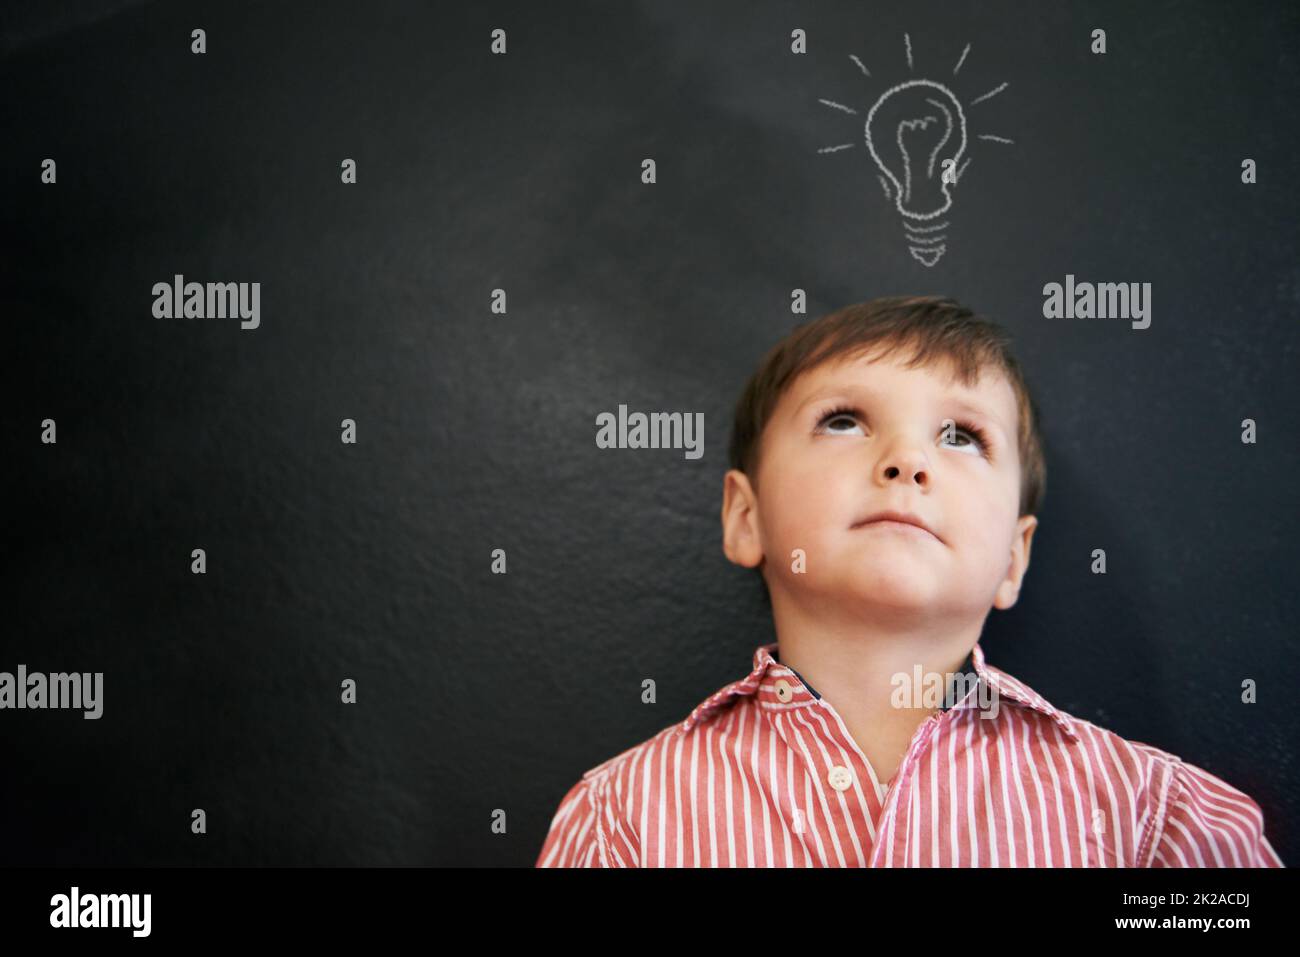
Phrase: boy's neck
[{"left": 771, "top": 599, "right": 983, "bottom": 785}]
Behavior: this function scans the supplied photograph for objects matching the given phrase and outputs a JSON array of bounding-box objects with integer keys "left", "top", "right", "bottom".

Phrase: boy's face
[{"left": 722, "top": 349, "right": 1038, "bottom": 622}]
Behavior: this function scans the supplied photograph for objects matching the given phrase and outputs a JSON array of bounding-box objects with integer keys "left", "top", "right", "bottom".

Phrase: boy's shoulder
[
  {"left": 576, "top": 726, "right": 677, "bottom": 785},
  {"left": 573, "top": 642, "right": 786, "bottom": 785},
  {"left": 964, "top": 655, "right": 1278, "bottom": 864},
  {"left": 971, "top": 654, "right": 1251, "bottom": 783}
]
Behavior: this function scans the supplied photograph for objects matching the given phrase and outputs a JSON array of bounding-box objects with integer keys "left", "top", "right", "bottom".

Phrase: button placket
[{"left": 875, "top": 713, "right": 944, "bottom": 866}]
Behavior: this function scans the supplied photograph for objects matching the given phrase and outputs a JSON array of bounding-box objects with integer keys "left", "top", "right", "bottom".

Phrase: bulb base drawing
[{"left": 902, "top": 219, "right": 950, "bottom": 267}]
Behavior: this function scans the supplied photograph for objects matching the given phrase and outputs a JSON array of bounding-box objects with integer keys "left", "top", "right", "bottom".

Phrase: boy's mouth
[{"left": 851, "top": 509, "right": 941, "bottom": 543}]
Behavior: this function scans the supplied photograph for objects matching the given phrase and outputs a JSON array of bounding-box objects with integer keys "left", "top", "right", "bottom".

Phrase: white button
[
  {"left": 774, "top": 679, "right": 793, "bottom": 703},
  {"left": 828, "top": 765, "right": 853, "bottom": 791}
]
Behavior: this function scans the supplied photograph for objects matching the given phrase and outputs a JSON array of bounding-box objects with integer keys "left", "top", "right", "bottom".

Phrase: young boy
[{"left": 536, "top": 295, "right": 1283, "bottom": 868}]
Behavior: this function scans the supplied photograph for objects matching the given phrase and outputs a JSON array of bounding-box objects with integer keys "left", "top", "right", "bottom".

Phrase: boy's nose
[{"left": 879, "top": 446, "right": 931, "bottom": 488}]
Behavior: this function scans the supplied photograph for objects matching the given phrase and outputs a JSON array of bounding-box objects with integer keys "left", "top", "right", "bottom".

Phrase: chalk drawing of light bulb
[{"left": 818, "top": 35, "right": 1014, "bottom": 267}]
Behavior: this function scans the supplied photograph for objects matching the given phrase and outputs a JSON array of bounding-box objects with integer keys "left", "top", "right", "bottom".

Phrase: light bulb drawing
[{"left": 818, "top": 35, "right": 1015, "bottom": 267}]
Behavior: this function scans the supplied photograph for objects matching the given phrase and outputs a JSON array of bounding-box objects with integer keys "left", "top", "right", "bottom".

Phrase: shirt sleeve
[
  {"left": 1149, "top": 759, "right": 1283, "bottom": 867},
  {"left": 536, "top": 774, "right": 641, "bottom": 868}
]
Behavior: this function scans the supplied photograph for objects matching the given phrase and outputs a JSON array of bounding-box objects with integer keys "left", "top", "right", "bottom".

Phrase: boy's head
[{"left": 722, "top": 295, "right": 1045, "bottom": 625}]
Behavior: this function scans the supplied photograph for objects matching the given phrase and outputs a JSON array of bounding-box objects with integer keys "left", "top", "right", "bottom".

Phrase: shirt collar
[{"left": 679, "top": 641, "right": 1079, "bottom": 742}]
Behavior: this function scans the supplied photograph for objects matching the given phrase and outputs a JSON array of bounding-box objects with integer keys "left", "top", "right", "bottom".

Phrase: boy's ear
[
  {"left": 721, "top": 469, "right": 764, "bottom": 570},
  {"left": 993, "top": 514, "right": 1038, "bottom": 610}
]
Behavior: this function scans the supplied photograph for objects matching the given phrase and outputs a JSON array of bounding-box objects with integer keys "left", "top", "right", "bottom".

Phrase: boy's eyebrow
[
  {"left": 946, "top": 398, "right": 1000, "bottom": 423},
  {"left": 794, "top": 384, "right": 996, "bottom": 419},
  {"left": 791, "top": 383, "right": 883, "bottom": 416}
]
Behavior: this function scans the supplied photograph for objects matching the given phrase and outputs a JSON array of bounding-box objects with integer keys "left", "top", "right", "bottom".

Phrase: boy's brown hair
[{"left": 728, "top": 295, "right": 1047, "bottom": 524}]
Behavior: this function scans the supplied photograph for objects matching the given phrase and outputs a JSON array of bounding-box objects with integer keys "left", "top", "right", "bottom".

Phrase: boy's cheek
[{"left": 769, "top": 518, "right": 837, "bottom": 566}]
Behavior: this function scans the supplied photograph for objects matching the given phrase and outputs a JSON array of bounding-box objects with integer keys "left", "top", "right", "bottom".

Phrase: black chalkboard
[{"left": 4, "top": 0, "right": 1296, "bottom": 876}]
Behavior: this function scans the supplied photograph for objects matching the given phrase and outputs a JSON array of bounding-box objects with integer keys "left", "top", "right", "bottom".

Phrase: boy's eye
[
  {"left": 819, "top": 410, "right": 863, "bottom": 435},
  {"left": 940, "top": 423, "right": 987, "bottom": 456},
  {"left": 814, "top": 406, "right": 989, "bottom": 457}
]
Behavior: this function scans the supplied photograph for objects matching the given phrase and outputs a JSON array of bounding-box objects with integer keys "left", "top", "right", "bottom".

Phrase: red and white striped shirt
[{"left": 537, "top": 641, "right": 1283, "bottom": 867}]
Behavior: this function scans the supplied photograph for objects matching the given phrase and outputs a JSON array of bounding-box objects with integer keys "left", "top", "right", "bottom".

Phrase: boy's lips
[{"left": 851, "top": 509, "right": 941, "bottom": 543}]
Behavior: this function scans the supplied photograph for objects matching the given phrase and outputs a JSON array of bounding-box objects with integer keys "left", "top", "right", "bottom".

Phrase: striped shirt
[{"left": 537, "top": 641, "right": 1283, "bottom": 867}]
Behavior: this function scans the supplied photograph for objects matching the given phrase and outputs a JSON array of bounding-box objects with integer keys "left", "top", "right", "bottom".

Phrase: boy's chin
[
  {"left": 843, "top": 569, "right": 947, "bottom": 610},
  {"left": 789, "top": 571, "right": 940, "bottom": 613}
]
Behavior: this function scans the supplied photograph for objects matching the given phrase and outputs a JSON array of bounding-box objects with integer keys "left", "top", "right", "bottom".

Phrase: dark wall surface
[{"left": 4, "top": 0, "right": 1297, "bottom": 866}]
